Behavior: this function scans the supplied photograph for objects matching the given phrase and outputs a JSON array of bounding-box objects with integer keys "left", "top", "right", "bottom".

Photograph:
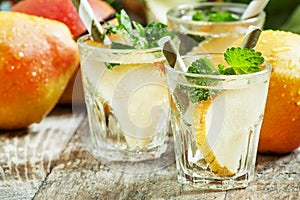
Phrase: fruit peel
[
  {"left": 254, "top": 30, "right": 300, "bottom": 154},
  {"left": 11, "top": 0, "right": 116, "bottom": 38},
  {"left": 0, "top": 11, "right": 79, "bottom": 130},
  {"left": 232, "top": 30, "right": 300, "bottom": 154}
]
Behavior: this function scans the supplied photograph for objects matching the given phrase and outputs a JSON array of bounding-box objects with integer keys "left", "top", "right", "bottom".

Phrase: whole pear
[{"left": 0, "top": 12, "right": 79, "bottom": 130}]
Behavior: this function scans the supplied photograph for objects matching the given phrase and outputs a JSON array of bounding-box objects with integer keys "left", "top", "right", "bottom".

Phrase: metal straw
[
  {"left": 241, "top": 0, "right": 270, "bottom": 20},
  {"left": 72, "top": 0, "right": 111, "bottom": 44},
  {"left": 158, "top": 36, "right": 187, "bottom": 72},
  {"left": 241, "top": 25, "right": 262, "bottom": 49}
]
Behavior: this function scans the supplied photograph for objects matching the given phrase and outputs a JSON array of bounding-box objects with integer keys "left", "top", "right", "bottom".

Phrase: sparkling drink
[
  {"left": 166, "top": 53, "right": 271, "bottom": 190},
  {"left": 77, "top": 35, "right": 171, "bottom": 163},
  {"left": 167, "top": 2, "right": 266, "bottom": 53}
]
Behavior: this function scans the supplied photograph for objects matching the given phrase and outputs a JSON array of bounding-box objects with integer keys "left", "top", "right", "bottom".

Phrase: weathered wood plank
[
  {"left": 0, "top": 107, "right": 83, "bottom": 200},
  {"left": 33, "top": 115, "right": 299, "bottom": 199},
  {"left": 1, "top": 108, "right": 299, "bottom": 199}
]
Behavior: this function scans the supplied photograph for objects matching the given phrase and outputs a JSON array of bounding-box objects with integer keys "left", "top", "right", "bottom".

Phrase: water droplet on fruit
[
  {"left": 291, "top": 118, "right": 296, "bottom": 122},
  {"left": 6, "top": 65, "right": 15, "bottom": 72},
  {"left": 283, "top": 84, "right": 287, "bottom": 88},
  {"left": 288, "top": 61, "right": 296, "bottom": 70},
  {"left": 18, "top": 52, "right": 24, "bottom": 58},
  {"left": 272, "top": 47, "right": 290, "bottom": 53},
  {"left": 281, "top": 93, "right": 285, "bottom": 97},
  {"left": 270, "top": 82, "right": 276, "bottom": 87},
  {"left": 32, "top": 71, "right": 37, "bottom": 77}
]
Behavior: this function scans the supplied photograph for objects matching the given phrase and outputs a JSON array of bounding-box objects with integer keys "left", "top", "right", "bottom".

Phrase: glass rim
[
  {"left": 77, "top": 34, "right": 162, "bottom": 54},
  {"left": 166, "top": 2, "right": 266, "bottom": 26},
  {"left": 166, "top": 53, "right": 272, "bottom": 80}
]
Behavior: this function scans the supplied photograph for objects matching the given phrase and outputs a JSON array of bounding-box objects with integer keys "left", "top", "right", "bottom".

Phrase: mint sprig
[
  {"left": 185, "top": 47, "right": 264, "bottom": 102},
  {"left": 192, "top": 9, "right": 240, "bottom": 22},
  {"left": 105, "top": 9, "right": 174, "bottom": 50},
  {"left": 104, "top": 10, "right": 174, "bottom": 69},
  {"left": 219, "top": 47, "right": 264, "bottom": 75},
  {"left": 184, "top": 58, "right": 219, "bottom": 102}
]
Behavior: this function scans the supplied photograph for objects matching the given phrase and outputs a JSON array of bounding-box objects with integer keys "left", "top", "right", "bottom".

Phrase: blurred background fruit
[
  {"left": 254, "top": 30, "right": 300, "bottom": 154},
  {"left": 0, "top": 12, "right": 79, "bottom": 130},
  {"left": 11, "top": 0, "right": 116, "bottom": 38},
  {"left": 234, "top": 30, "right": 300, "bottom": 154}
]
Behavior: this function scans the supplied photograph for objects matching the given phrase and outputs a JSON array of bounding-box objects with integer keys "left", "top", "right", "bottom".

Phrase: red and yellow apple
[{"left": 0, "top": 11, "right": 79, "bottom": 130}]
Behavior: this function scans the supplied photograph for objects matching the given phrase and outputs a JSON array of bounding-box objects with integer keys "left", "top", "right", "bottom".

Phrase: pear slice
[
  {"left": 193, "top": 83, "right": 267, "bottom": 177},
  {"left": 125, "top": 83, "right": 169, "bottom": 149},
  {"left": 96, "top": 63, "right": 168, "bottom": 150}
]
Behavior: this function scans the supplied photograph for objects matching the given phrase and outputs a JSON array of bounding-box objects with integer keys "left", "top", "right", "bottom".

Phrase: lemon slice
[
  {"left": 193, "top": 83, "right": 268, "bottom": 177},
  {"left": 145, "top": 0, "right": 197, "bottom": 24}
]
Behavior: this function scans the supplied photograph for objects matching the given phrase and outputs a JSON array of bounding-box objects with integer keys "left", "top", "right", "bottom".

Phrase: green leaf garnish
[
  {"left": 184, "top": 47, "right": 264, "bottom": 102},
  {"left": 145, "top": 22, "right": 175, "bottom": 48},
  {"left": 192, "top": 9, "right": 240, "bottom": 22},
  {"left": 192, "top": 11, "right": 206, "bottom": 21},
  {"left": 184, "top": 58, "right": 219, "bottom": 103},
  {"left": 187, "top": 57, "right": 216, "bottom": 75},
  {"left": 103, "top": 10, "right": 175, "bottom": 69},
  {"left": 117, "top": 9, "right": 133, "bottom": 33},
  {"left": 105, "top": 10, "right": 174, "bottom": 49},
  {"left": 105, "top": 62, "right": 120, "bottom": 69},
  {"left": 222, "top": 47, "right": 264, "bottom": 75}
]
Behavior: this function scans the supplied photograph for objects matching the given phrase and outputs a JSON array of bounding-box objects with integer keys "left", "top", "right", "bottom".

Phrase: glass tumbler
[
  {"left": 77, "top": 35, "right": 171, "bottom": 166},
  {"left": 167, "top": 2, "right": 266, "bottom": 53},
  {"left": 166, "top": 53, "right": 271, "bottom": 190}
]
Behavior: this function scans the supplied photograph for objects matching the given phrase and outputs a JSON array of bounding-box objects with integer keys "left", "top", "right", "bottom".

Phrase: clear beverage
[
  {"left": 77, "top": 35, "right": 170, "bottom": 163},
  {"left": 166, "top": 53, "right": 271, "bottom": 190},
  {"left": 167, "top": 2, "right": 266, "bottom": 53}
]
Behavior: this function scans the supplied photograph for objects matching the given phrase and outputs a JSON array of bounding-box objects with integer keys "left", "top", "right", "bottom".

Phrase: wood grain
[
  {"left": 0, "top": 107, "right": 84, "bottom": 200},
  {"left": 0, "top": 106, "right": 299, "bottom": 199}
]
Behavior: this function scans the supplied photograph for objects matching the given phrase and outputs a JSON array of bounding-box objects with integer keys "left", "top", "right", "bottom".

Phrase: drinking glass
[
  {"left": 167, "top": 2, "right": 266, "bottom": 53},
  {"left": 166, "top": 53, "right": 271, "bottom": 190},
  {"left": 77, "top": 35, "right": 172, "bottom": 168}
]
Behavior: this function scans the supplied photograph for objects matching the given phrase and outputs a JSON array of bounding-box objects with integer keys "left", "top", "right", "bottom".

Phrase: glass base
[
  {"left": 177, "top": 172, "right": 252, "bottom": 190},
  {"left": 88, "top": 136, "right": 175, "bottom": 174},
  {"left": 76, "top": 114, "right": 175, "bottom": 173}
]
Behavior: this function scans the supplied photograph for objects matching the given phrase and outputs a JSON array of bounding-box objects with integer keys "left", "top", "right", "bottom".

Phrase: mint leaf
[
  {"left": 223, "top": 47, "right": 264, "bottom": 75},
  {"left": 117, "top": 9, "right": 133, "bottom": 33},
  {"left": 103, "top": 10, "right": 174, "bottom": 69},
  {"left": 192, "top": 9, "right": 240, "bottom": 22},
  {"left": 183, "top": 87, "right": 212, "bottom": 103},
  {"left": 105, "top": 62, "right": 120, "bottom": 70},
  {"left": 205, "top": 9, "right": 240, "bottom": 22},
  {"left": 187, "top": 57, "right": 216, "bottom": 75},
  {"left": 116, "top": 10, "right": 148, "bottom": 49},
  {"left": 185, "top": 58, "right": 219, "bottom": 102},
  {"left": 104, "top": 10, "right": 174, "bottom": 51},
  {"left": 145, "top": 22, "right": 175, "bottom": 48},
  {"left": 184, "top": 47, "right": 265, "bottom": 102},
  {"left": 132, "top": 21, "right": 149, "bottom": 49},
  {"left": 192, "top": 11, "right": 206, "bottom": 21}
]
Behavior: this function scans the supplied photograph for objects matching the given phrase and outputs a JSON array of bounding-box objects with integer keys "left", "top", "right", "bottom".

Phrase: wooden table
[{"left": 0, "top": 106, "right": 299, "bottom": 200}]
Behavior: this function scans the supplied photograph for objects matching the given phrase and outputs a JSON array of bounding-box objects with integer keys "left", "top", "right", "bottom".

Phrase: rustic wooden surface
[{"left": 0, "top": 106, "right": 299, "bottom": 200}]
